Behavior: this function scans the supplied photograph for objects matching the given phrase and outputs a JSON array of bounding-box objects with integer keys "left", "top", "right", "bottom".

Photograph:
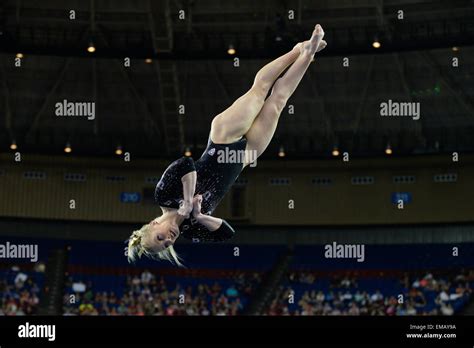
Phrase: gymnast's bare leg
[
  {"left": 210, "top": 24, "right": 327, "bottom": 147},
  {"left": 244, "top": 24, "right": 326, "bottom": 164}
]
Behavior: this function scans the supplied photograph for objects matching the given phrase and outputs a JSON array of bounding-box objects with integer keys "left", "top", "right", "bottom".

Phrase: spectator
[
  {"left": 226, "top": 285, "right": 238, "bottom": 297},
  {"left": 141, "top": 270, "right": 154, "bottom": 285}
]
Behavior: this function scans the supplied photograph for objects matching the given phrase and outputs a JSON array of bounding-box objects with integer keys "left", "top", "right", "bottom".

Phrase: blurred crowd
[
  {"left": 266, "top": 270, "right": 473, "bottom": 316},
  {"left": 0, "top": 267, "right": 42, "bottom": 316},
  {"left": 3, "top": 265, "right": 472, "bottom": 316},
  {"left": 63, "top": 270, "right": 262, "bottom": 316}
]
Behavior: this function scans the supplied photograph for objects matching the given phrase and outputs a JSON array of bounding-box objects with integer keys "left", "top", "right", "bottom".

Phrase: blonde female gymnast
[{"left": 127, "top": 24, "right": 327, "bottom": 266}]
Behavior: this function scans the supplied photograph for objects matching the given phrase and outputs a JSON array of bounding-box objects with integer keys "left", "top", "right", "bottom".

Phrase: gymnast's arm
[
  {"left": 192, "top": 211, "right": 235, "bottom": 241},
  {"left": 192, "top": 195, "right": 235, "bottom": 237},
  {"left": 193, "top": 212, "right": 223, "bottom": 231},
  {"left": 177, "top": 158, "right": 197, "bottom": 217},
  {"left": 178, "top": 171, "right": 197, "bottom": 217}
]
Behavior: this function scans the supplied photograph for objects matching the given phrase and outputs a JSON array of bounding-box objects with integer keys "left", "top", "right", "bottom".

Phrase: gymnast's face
[{"left": 145, "top": 219, "right": 180, "bottom": 252}]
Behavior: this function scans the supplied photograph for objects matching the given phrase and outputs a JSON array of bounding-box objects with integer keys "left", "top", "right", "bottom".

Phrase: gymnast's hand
[
  {"left": 191, "top": 195, "right": 223, "bottom": 231},
  {"left": 192, "top": 194, "right": 203, "bottom": 218},
  {"left": 177, "top": 199, "right": 193, "bottom": 218}
]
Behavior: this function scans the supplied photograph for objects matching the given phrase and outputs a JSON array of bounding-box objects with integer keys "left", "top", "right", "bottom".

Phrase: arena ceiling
[{"left": 0, "top": 0, "right": 473, "bottom": 159}]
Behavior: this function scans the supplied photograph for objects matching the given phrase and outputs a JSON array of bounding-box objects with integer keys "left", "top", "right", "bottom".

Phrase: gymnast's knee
[
  {"left": 210, "top": 115, "right": 227, "bottom": 142},
  {"left": 251, "top": 77, "right": 272, "bottom": 100},
  {"left": 269, "top": 84, "right": 289, "bottom": 112},
  {"left": 269, "top": 94, "right": 288, "bottom": 113}
]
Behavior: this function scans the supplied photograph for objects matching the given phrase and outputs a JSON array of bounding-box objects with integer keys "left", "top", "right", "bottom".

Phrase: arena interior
[{"left": 0, "top": 0, "right": 474, "bottom": 319}]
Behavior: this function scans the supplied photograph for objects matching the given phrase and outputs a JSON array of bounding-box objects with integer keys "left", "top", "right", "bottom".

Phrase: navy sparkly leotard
[{"left": 154, "top": 137, "right": 247, "bottom": 242}]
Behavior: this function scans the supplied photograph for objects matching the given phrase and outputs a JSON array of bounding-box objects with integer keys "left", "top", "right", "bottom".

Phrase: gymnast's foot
[{"left": 294, "top": 24, "right": 326, "bottom": 57}]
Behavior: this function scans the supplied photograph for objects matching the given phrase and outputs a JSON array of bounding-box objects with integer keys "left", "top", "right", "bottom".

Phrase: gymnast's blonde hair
[{"left": 127, "top": 223, "right": 184, "bottom": 267}]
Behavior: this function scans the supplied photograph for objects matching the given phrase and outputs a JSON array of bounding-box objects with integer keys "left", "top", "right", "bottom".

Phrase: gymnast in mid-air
[{"left": 127, "top": 24, "right": 327, "bottom": 266}]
